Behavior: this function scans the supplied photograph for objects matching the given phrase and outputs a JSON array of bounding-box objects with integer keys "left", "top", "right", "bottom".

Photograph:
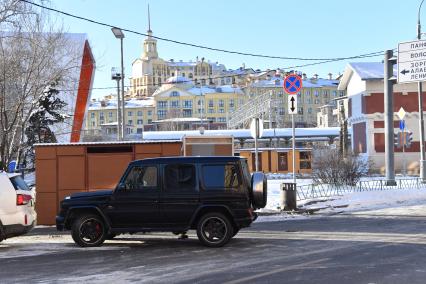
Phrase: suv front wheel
[
  {"left": 71, "top": 214, "right": 106, "bottom": 247},
  {"left": 196, "top": 212, "right": 233, "bottom": 247}
]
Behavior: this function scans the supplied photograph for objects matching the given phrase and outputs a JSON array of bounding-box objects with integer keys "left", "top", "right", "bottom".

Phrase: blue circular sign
[{"left": 283, "top": 74, "right": 303, "bottom": 95}]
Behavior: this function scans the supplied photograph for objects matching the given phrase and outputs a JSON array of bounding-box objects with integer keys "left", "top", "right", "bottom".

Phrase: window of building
[
  {"left": 123, "top": 166, "right": 158, "bottom": 190},
  {"left": 137, "top": 128, "right": 143, "bottom": 134},
  {"left": 91, "top": 121, "right": 95, "bottom": 127},
  {"left": 148, "top": 110, "right": 152, "bottom": 116},
  {"left": 314, "top": 90, "right": 319, "bottom": 97},
  {"left": 137, "top": 119, "right": 143, "bottom": 125},
  {"left": 300, "top": 152, "right": 312, "bottom": 169},
  {"left": 91, "top": 112, "right": 95, "bottom": 119},
  {"left": 164, "top": 164, "right": 196, "bottom": 192},
  {"left": 137, "top": 111, "right": 143, "bottom": 116},
  {"left": 279, "top": 108, "right": 285, "bottom": 115},
  {"left": 99, "top": 112, "right": 104, "bottom": 119},
  {"left": 108, "top": 112, "right": 113, "bottom": 118},
  {"left": 208, "top": 100, "right": 214, "bottom": 107},
  {"left": 148, "top": 119, "right": 152, "bottom": 124},
  {"left": 128, "top": 111, "right": 133, "bottom": 117},
  {"left": 229, "top": 99, "right": 234, "bottom": 108},
  {"left": 332, "top": 90, "right": 337, "bottom": 97},
  {"left": 278, "top": 153, "right": 288, "bottom": 171},
  {"left": 157, "top": 110, "right": 167, "bottom": 118},
  {"left": 158, "top": 77, "right": 162, "bottom": 86},
  {"left": 170, "top": 91, "right": 180, "bottom": 97},
  {"left": 202, "top": 164, "right": 240, "bottom": 189},
  {"left": 183, "top": 100, "right": 192, "bottom": 108},
  {"left": 217, "top": 117, "right": 226, "bottom": 122},
  {"left": 171, "top": 100, "right": 180, "bottom": 108},
  {"left": 208, "top": 109, "right": 215, "bottom": 114},
  {"left": 189, "top": 73, "right": 193, "bottom": 79},
  {"left": 128, "top": 120, "right": 133, "bottom": 125},
  {"left": 158, "top": 101, "right": 168, "bottom": 108},
  {"left": 183, "top": 109, "right": 192, "bottom": 117},
  {"left": 219, "top": 100, "right": 224, "bottom": 107},
  {"left": 308, "top": 108, "right": 312, "bottom": 114}
]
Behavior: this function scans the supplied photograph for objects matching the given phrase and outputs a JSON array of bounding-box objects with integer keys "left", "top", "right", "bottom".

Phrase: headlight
[{"left": 65, "top": 196, "right": 71, "bottom": 200}]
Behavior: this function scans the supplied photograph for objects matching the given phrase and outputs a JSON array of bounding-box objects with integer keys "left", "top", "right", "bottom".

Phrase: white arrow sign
[
  {"left": 288, "top": 95, "right": 297, "bottom": 115},
  {"left": 398, "top": 40, "right": 426, "bottom": 84}
]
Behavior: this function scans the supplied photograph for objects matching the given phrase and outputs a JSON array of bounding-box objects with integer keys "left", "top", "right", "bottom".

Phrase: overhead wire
[{"left": 20, "top": 0, "right": 387, "bottom": 62}]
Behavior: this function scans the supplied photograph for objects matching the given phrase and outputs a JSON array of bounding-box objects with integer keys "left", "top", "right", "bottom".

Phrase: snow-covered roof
[
  {"left": 338, "top": 62, "right": 398, "bottom": 90},
  {"left": 166, "top": 75, "right": 191, "bottom": 84},
  {"left": 153, "top": 117, "right": 204, "bottom": 123},
  {"left": 142, "top": 127, "right": 342, "bottom": 140},
  {"left": 88, "top": 98, "right": 155, "bottom": 110}
]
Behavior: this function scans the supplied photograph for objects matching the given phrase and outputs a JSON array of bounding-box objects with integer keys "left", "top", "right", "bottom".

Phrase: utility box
[{"left": 183, "top": 135, "right": 234, "bottom": 156}]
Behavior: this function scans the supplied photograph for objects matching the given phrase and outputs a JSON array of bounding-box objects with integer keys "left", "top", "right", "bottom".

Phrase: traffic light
[
  {"left": 405, "top": 131, "right": 413, "bottom": 148},
  {"left": 394, "top": 132, "right": 402, "bottom": 149}
]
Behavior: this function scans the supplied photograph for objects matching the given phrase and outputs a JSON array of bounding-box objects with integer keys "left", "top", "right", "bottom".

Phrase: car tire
[
  {"left": 250, "top": 172, "right": 267, "bottom": 209},
  {"left": 196, "top": 212, "right": 233, "bottom": 247},
  {"left": 106, "top": 233, "right": 117, "bottom": 240},
  {"left": 71, "top": 214, "right": 106, "bottom": 247}
]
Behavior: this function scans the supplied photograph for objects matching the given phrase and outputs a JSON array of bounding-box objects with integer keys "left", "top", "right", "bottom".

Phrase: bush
[{"left": 312, "top": 147, "right": 371, "bottom": 186}]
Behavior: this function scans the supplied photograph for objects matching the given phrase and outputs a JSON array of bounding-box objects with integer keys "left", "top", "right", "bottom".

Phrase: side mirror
[{"left": 116, "top": 182, "right": 126, "bottom": 192}]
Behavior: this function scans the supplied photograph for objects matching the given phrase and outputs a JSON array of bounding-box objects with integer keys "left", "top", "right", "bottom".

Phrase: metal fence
[{"left": 296, "top": 178, "right": 426, "bottom": 201}]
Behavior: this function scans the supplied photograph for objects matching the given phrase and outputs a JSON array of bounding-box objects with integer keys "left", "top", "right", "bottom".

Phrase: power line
[{"left": 20, "top": 0, "right": 387, "bottom": 62}]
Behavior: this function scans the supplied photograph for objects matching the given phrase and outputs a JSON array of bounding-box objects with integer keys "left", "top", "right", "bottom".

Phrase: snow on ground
[{"left": 257, "top": 178, "right": 426, "bottom": 222}]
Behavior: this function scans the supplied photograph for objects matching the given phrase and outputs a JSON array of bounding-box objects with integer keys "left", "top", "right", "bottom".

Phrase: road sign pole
[
  {"left": 292, "top": 113, "right": 296, "bottom": 183},
  {"left": 417, "top": 16, "right": 426, "bottom": 182},
  {"left": 385, "top": 49, "right": 396, "bottom": 186}
]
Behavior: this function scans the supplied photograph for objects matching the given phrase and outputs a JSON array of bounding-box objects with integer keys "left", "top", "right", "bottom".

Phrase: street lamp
[
  {"left": 112, "top": 27, "right": 125, "bottom": 140},
  {"left": 417, "top": 0, "right": 426, "bottom": 181},
  {"left": 111, "top": 67, "right": 122, "bottom": 140}
]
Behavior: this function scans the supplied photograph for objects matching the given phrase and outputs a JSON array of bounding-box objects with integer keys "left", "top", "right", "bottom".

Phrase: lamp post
[
  {"left": 417, "top": 0, "right": 426, "bottom": 182},
  {"left": 111, "top": 67, "right": 122, "bottom": 140},
  {"left": 112, "top": 27, "right": 125, "bottom": 140}
]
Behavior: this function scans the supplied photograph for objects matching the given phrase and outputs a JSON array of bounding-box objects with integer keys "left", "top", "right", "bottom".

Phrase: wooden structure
[
  {"left": 237, "top": 148, "right": 312, "bottom": 174},
  {"left": 35, "top": 141, "right": 181, "bottom": 225}
]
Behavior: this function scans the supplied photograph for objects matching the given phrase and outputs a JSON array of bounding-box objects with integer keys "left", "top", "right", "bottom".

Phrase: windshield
[{"left": 10, "top": 176, "right": 31, "bottom": 191}]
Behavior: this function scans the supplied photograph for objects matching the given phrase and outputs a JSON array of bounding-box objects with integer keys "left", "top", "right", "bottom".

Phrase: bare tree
[{"left": 0, "top": 0, "right": 82, "bottom": 170}]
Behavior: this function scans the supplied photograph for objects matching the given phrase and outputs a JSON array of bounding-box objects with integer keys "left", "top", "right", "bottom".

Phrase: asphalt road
[{"left": 1, "top": 206, "right": 426, "bottom": 283}]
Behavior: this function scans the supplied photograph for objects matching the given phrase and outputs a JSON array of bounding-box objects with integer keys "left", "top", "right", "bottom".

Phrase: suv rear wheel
[
  {"left": 196, "top": 212, "right": 233, "bottom": 247},
  {"left": 71, "top": 214, "right": 106, "bottom": 247}
]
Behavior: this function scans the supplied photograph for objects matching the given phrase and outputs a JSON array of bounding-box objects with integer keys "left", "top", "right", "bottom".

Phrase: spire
[{"left": 147, "top": 4, "right": 152, "bottom": 34}]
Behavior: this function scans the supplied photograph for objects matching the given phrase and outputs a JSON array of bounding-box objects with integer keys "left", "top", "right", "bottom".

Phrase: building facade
[
  {"left": 152, "top": 76, "right": 246, "bottom": 130},
  {"left": 338, "top": 62, "right": 426, "bottom": 174},
  {"left": 84, "top": 97, "right": 156, "bottom": 139}
]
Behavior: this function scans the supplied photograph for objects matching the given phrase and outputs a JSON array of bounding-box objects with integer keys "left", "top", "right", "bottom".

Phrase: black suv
[{"left": 56, "top": 156, "right": 267, "bottom": 247}]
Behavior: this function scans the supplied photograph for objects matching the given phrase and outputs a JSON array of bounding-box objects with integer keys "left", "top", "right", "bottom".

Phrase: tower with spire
[{"left": 142, "top": 5, "right": 158, "bottom": 60}]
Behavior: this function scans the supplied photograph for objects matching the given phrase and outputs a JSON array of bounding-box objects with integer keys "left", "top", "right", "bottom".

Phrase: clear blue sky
[{"left": 51, "top": 0, "right": 419, "bottom": 98}]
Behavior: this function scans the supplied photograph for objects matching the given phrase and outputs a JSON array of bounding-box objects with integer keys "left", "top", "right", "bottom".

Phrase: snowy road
[{"left": 2, "top": 201, "right": 426, "bottom": 283}]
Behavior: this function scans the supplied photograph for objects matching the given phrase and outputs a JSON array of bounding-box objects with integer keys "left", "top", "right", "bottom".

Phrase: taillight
[{"left": 17, "top": 194, "right": 32, "bottom": 206}]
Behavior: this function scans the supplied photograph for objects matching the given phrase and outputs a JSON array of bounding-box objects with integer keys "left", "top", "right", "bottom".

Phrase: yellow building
[
  {"left": 84, "top": 97, "right": 156, "bottom": 138},
  {"left": 152, "top": 76, "right": 246, "bottom": 130}
]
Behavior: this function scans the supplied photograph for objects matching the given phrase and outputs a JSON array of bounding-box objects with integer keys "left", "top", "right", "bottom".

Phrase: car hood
[{"left": 69, "top": 190, "right": 113, "bottom": 199}]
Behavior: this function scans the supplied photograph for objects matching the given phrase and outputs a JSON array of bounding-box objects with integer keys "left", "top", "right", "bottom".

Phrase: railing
[{"left": 296, "top": 178, "right": 426, "bottom": 201}]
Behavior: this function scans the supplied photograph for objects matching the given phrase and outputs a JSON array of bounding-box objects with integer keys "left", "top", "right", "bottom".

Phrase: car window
[
  {"left": 164, "top": 164, "right": 196, "bottom": 192},
  {"left": 202, "top": 164, "right": 240, "bottom": 190},
  {"left": 241, "top": 160, "right": 252, "bottom": 186},
  {"left": 124, "top": 166, "right": 157, "bottom": 190},
  {"left": 10, "top": 176, "right": 31, "bottom": 191}
]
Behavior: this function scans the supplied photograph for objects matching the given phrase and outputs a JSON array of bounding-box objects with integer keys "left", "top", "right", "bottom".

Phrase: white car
[{"left": 0, "top": 172, "right": 36, "bottom": 242}]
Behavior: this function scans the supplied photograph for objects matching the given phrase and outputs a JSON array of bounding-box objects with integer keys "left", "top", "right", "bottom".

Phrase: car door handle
[{"left": 107, "top": 205, "right": 114, "bottom": 209}]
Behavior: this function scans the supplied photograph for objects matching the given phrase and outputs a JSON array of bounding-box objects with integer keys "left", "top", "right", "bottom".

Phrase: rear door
[
  {"left": 160, "top": 163, "right": 200, "bottom": 228},
  {"left": 107, "top": 164, "right": 160, "bottom": 228}
]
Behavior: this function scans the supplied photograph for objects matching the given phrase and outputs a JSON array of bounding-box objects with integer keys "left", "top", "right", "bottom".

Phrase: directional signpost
[
  {"left": 284, "top": 74, "right": 303, "bottom": 183},
  {"left": 250, "top": 118, "right": 263, "bottom": 171},
  {"left": 398, "top": 40, "right": 426, "bottom": 83},
  {"left": 398, "top": 40, "right": 426, "bottom": 181}
]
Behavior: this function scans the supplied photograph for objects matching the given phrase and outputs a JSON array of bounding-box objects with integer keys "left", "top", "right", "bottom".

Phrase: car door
[
  {"left": 107, "top": 164, "right": 160, "bottom": 229},
  {"left": 160, "top": 163, "right": 200, "bottom": 228}
]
